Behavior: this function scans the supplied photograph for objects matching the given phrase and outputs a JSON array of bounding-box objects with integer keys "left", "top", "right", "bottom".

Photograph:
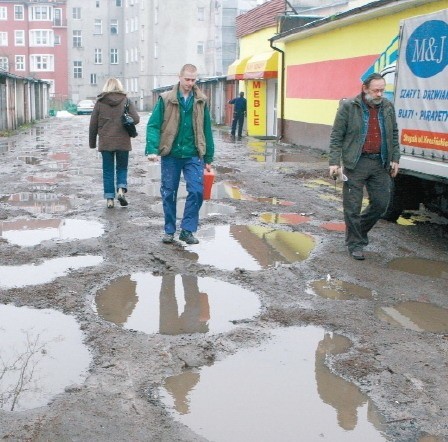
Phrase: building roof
[{"left": 236, "top": 0, "right": 285, "bottom": 38}]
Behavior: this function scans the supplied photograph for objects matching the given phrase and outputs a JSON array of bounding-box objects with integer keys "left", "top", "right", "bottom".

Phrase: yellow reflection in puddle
[{"left": 309, "top": 279, "right": 372, "bottom": 300}]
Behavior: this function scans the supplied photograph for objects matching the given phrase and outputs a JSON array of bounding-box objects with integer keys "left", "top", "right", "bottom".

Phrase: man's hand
[
  {"left": 147, "top": 154, "right": 160, "bottom": 162},
  {"left": 205, "top": 163, "right": 212, "bottom": 172},
  {"left": 329, "top": 165, "right": 340, "bottom": 178},
  {"left": 390, "top": 161, "right": 399, "bottom": 178}
]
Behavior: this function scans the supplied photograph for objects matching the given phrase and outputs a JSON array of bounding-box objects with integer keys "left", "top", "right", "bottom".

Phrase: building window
[
  {"left": 54, "top": 35, "right": 61, "bottom": 45},
  {"left": 15, "top": 55, "right": 25, "bottom": 71},
  {"left": 30, "top": 6, "right": 52, "bottom": 21},
  {"left": 96, "top": 1, "right": 100, "bottom": 7},
  {"left": 73, "top": 60, "right": 82, "bottom": 78},
  {"left": 110, "top": 19, "right": 118, "bottom": 35},
  {"left": 197, "top": 41, "right": 204, "bottom": 55},
  {"left": 30, "top": 30, "right": 54, "bottom": 47},
  {"left": 154, "top": 42, "right": 158, "bottom": 59},
  {"left": 0, "top": 32, "right": 7, "bottom": 46},
  {"left": 0, "top": 7, "right": 7, "bottom": 20},
  {"left": 116, "top": 0, "right": 122, "bottom": 6},
  {"left": 15, "top": 30, "right": 25, "bottom": 46},
  {"left": 14, "top": 5, "right": 24, "bottom": 20},
  {"left": 94, "top": 48, "right": 102, "bottom": 64},
  {"left": 30, "top": 55, "right": 54, "bottom": 71},
  {"left": 94, "top": 19, "right": 102, "bottom": 35},
  {"left": 72, "top": 7, "right": 81, "bottom": 19},
  {"left": 53, "top": 9, "right": 62, "bottom": 26},
  {"left": 197, "top": 7, "right": 205, "bottom": 21},
  {"left": 90, "top": 73, "right": 97, "bottom": 85},
  {"left": 0, "top": 57, "right": 8, "bottom": 71},
  {"left": 110, "top": 49, "right": 118, "bottom": 64},
  {"left": 73, "top": 30, "right": 82, "bottom": 47}
]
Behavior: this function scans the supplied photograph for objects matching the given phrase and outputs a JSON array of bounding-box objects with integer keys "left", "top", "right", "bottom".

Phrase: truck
[{"left": 380, "top": 9, "right": 448, "bottom": 221}]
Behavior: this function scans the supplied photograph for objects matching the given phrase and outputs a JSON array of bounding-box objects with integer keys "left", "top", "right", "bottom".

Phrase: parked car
[{"left": 76, "top": 100, "right": 95, "bottom": 115}]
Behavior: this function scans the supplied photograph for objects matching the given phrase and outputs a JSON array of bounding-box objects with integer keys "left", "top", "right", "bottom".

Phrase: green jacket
[
  {"left": 145, "top": 83, "right": 214, "bottom": 164},
  {"left": 329, "top": 94, "right": 400, "bottom": 170}
]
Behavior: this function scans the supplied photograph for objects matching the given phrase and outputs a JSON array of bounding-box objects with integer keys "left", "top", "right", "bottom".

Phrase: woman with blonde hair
[{"left": 89, "top": 77, "right": 140, "bottom": 208}]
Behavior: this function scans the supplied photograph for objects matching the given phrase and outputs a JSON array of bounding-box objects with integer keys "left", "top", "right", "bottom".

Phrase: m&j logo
[{"left": 406, "top": 19, "right": 448, "bottom": 78}]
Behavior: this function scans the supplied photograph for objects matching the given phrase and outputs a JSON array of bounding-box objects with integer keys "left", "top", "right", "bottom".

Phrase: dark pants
[
  {"left": 231, "top": 112, "right": 245, "bottom": 137},
  {"left": 343, "top": 156, "right": 391, "bottom": 252}
]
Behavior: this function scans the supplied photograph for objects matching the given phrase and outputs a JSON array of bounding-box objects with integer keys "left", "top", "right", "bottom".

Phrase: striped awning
[
  {"left": 227, "top": 56, "right": 251, "bottom": 80},
  {"left": 244, "top": 51, "right": 279, "bottom": 80}
]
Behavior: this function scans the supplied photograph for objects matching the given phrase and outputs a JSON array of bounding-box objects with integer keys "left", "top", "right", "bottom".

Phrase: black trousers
[{"left": 231, "top": 112, "right": 245, "bottom": 137}]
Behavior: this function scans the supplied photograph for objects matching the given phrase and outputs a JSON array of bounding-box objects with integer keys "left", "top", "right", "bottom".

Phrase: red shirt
[{"left": 363, "top": 105, "right": 381, "bottom": 154}]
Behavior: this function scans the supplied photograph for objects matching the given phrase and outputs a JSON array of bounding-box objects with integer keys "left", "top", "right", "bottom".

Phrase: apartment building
[{"left": 0, "top": 0, "right": 68, "bottom": 101}]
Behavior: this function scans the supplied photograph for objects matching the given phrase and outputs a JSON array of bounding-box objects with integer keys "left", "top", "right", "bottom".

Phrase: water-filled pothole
[
  {"left": 0, "top": 255, "right": 103, "bottom": 289},
  {"left": 308, "top": 278, "right": 373, "bottom": 300},
  {"left": 375, "top": 301, "right": 448, "bottom": 333},
  {"left": 260, "top": 212, "right": 311, "bottom": 225},
  {"left": 151, "top": 200, "right": 235, "bottom": 218},
  {"left": 181, "top": 225, "right": 315, "bottom": 270},
  {"left": 0, "top": 218, "right": 104, "bottom": 246},
  {"left": 0, "top": 304, "right": 91, "bottom": 411},
  {"left": 388, "top": 258, "right": 448, "bottom": 279},
  {"left": 1, "top": 192, "right": 77, "bottom": 214},
  {"left": 212, "top": 182, "right": 294, "bottom": 205},
  {"left": 159, "top": 327, "right": 387, "bottom": 441},
  {"left": 93, "top": 273, "right": 261, "bottom": 335}
]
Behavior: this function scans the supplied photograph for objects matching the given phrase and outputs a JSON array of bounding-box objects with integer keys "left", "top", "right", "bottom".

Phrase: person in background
[
  {"left": 146, "top": 64, "right": 215, "bottom": 245},
  {"left": 89, "top": 77, "right": 140, "bottom": 208},
  {"left": 229, "top": 91, "right": 247, "bottom": 139},
  {"left": 328, "top": 73, "right": 400, "bottom": 260}
]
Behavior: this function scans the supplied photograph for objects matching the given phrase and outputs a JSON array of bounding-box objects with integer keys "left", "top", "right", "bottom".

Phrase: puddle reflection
[
  {"left": 93, "top": 273, "right": 260, "bottom": 335},
  {"left": 388, "top": 258, "right": 448, "bottom": 279},
  {"left": 159, "top": 327, "right": 386, "bottom": 441},
  {"left": 0, "top": 304, "right": 91, "bottom": 411},
  {"left": 0, "top": 255, "right": 103, "bottom": 289},
  {"left": 151, "top": 200, "right": 236, "bottom": 218},
  {"left": 260, "top": 212, "right": 311, "bottom": 225},
  {"left": 0, "top": 218, "right": 104, "bottom": 246},
  {"left": 182, "top": 225, "right": 315, "bottom": 270},
  {"left": 2, "top": 192, "right": 76, "bottom": 214},
  {"left": 308, "top": 278, "right": 372, "bottom": 300},
  {"left": 213, "top": 181, "right": 294, "bottom": 206},
  {"left": 375, "top": 301, "right": 448, "bottom": 333}
]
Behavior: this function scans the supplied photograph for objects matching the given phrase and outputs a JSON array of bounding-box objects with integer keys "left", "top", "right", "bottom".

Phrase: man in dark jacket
[
  {"left": 328, "top": 73, "right": 400, "bottom": 260},
  {"left": 229, "top": 91, "right": 247, "bottom": 138}
]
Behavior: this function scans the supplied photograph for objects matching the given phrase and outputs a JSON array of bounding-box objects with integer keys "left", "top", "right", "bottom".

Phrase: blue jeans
[
  {"left": 101, "top": 151, "right": 129, "bottom": 199},
  {"left": 161, "top": 156, "right": 204, "bottom": 234}
]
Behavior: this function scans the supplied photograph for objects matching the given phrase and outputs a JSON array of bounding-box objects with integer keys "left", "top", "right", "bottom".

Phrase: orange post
[{"left": 203, "top": 168, "right": 215, "bottom": 200}]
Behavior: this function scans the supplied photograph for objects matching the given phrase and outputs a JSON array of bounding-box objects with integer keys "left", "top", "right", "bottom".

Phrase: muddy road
[{"left": 0, "top": 113, "right": 447, "bottom": 442}]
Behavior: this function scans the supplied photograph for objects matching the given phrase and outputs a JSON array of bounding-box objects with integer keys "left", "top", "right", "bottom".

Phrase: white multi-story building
[{"left": 66, "top": 0, "right": 259, "bottom": 110}]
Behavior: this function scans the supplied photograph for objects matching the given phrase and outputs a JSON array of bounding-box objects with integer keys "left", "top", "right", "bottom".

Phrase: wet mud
[{"left": 0, "top": 116, "right": 447, "bottom": 441}]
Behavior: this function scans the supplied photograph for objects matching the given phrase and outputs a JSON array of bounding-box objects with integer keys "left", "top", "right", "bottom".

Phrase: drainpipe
[{"left": 270, "top": 39, "right": 285, "bottom": 140}]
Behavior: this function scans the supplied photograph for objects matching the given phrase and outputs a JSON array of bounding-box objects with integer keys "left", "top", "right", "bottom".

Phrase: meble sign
[{"left": 406, "top": 19, "right": 448, "bottom": 78}]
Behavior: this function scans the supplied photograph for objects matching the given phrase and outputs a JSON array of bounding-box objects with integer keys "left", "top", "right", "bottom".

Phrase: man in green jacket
[
  {"left": 329, "top": 73, "right": 400, "bottom": 260},
  {"left": 146, "top": 64, "right": 214, "bottom": 245}
]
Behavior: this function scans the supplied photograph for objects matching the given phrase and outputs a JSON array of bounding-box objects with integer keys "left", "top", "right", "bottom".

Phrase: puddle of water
[
  {"left": 93, "top": 273, "right": 261, "bottom": 335},
  {"left": 375, "top": 301, "right": 448, "bottom": 333},
  {"left": 151, "top": 200, "right": 236, "bottom": 218},
  {"left": 159, "top": 327, "right": 387, "bottom": 441},
  {"left": 308, "top": 278, "right": 373, "bottom": 300},
  {"left": 213, "top": 182, "right": 294, "bottom": 206},
  {"left": 0, "top": 255, "right": 103, "bottom": 289},
  {"left": 26, "top": 173, "right": 67, "bottom": 185},
  {"left": 181, "top": 225, "right": 315, "bottom": 270},
  {"left": 320, "top": 221, "right": 346, "bottom": 232},
  {"left": 0, "top": 139, "right": 17, "bottom": 152},
  {"left": 0, "top": 218, "right": 104, "bottom": 246},
  {"left": 2, "top": 192, "right": 76, "bottom": 214},
  {"left": 260, "top": 212, "right": 310, "bottom": 225},
  {"left": 0, "top": 304, "right": 91, "bottom": 412},
  {"left": 17, "top": 156, "right": 42, "bottom": 165},
  {"left": 388, "top": 258, "right": 448, "bottom": 279}
]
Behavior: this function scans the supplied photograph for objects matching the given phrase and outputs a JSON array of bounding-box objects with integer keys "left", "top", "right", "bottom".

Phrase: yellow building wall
[
  {"left": 240, "top": 27, "right": 276, "bottom": 58},
  {"left": 283, "top": 0, "right": 448, "bottom": 127}
]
